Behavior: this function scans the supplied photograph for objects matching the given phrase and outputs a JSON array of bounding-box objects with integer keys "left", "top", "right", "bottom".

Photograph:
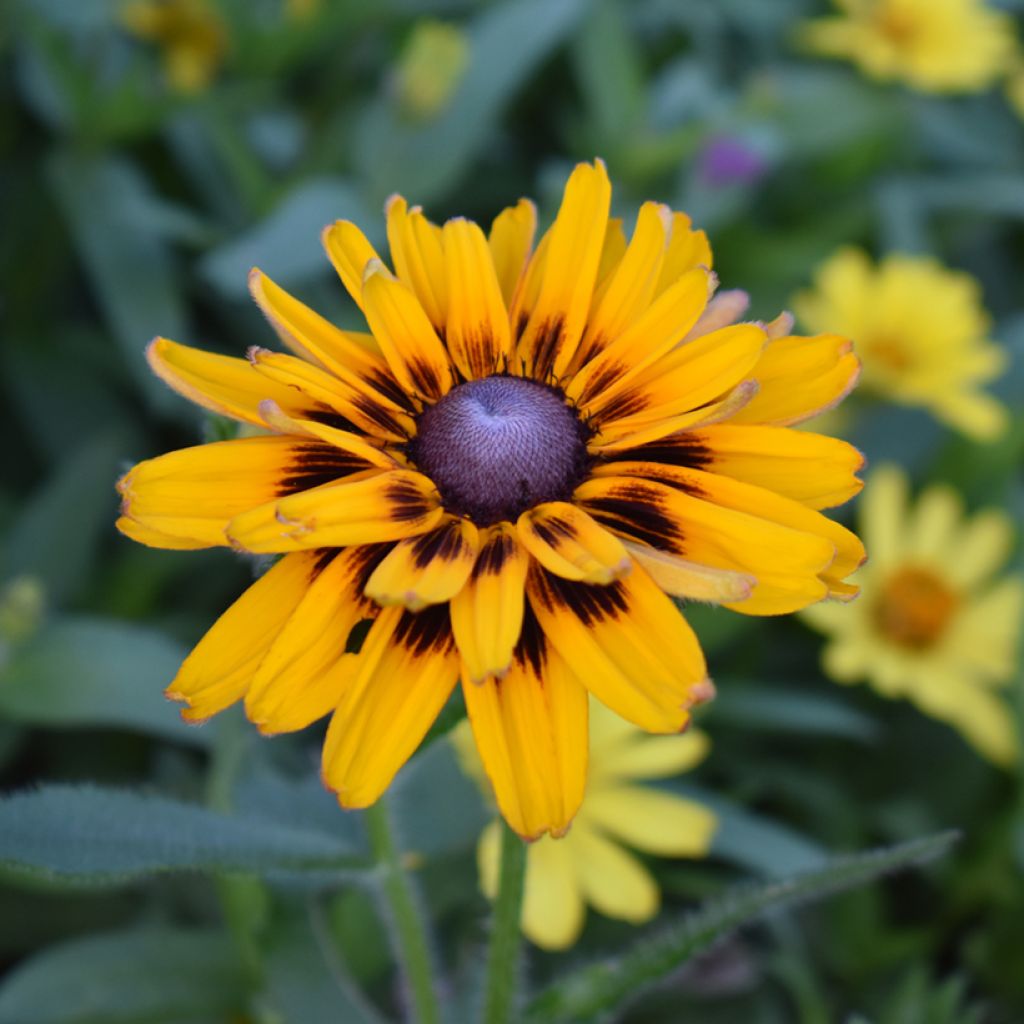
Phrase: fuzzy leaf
[
  {"left": 0, "top": 926, "right": 246, "bottom": 1024},
  {"left": 0, "top": 617, "right": 208, "bottom": 747},
  {"left": 524, "top": 831, "right": 960, "bottom": 1023},
  {"left": 0, "top": 784, "right": 366, "bottom": 886}
]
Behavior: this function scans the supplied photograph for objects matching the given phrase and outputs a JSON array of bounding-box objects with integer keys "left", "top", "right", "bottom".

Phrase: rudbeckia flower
[
  {"left": 799, "top": 0, "right": 1015, "bottom": 94},
  {"left": 455, "top": 699, "right": 716, "bottom": 950},
  {"left": 804, "top": 465, "right": 1022, "bottom": 766},
  {"left": 117, "top": 160, "right": 865, "bottom": 839},
  {"left": 121, "top": 0, "right": 227, "bottom": 94},
  {"left": 795, "top": 248, "right": 1008, "bottom": 440}
]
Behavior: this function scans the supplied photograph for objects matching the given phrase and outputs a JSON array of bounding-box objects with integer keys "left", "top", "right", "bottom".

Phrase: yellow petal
[
  {"left": 386, "top": 195, "right": 448, "bottom": 330},
  {"left": 146, "top": 337, "right": 325, "bottom": 426},
  {"left": 322, "top": 605, "right": 459, "bottom": 806},
  {"left": 908, "top": 669, "right": 1018, "bottom": 767},
  {"left": 861, "top": 464, "right": 908, "bottom": 568},
  {"left": 443, "top": 217, "right": 512, "bottom": 378},
  {"left": 257, "top": 401, "right": 400, "bottom": 468},
  {"left": 571, "top": 825, "right": 659, "bottom": 924},
  {"left": 591, "top": 727, "right": 712, "bottom": 783},
  {"left": 576, "top": 474, "right": 837, "bottom": 615},
  {"left": 488, "top": 198, "right": 537, "bottom": 308},
  {"left": 245, "top": 547, "right": 383, "bottom": 733},
  {"left": 517, "top": 502, "right": 631, "bottom": 584},
  {"left": 322, "top": 219, "right": 382, "bottom": 310},
  {"left": 462, "top": 619, "right": 588, "bottom": 839},
  {"left": 730, "top": 332, "right": 860, "bottom": 426},
  {"left": 627, "top": 424, "right": 864, "bottom": 510},
  {"left": 588, "top": 324, "right": 766, "bottom": 444},
  {"left": 584, "top": 785, "right": 717, "bottom": 857},
  {"left": 248, "top": 269, "right": 415, "bottom": 440},
  {"left": 623, "top": 542, "right": 755, "bottom": 604},
  {"left": 596, "top": 462, "right": 865, "bottom": 597},
  {"left": 515, "top": 160, "right": 612, "bottom": 381},
  {"left": 479, "top": 824, "right": 586, "bottom": 950},
  {"left": 527, "top": 561, "right": 709, "bottom": 733},
  {"left": 654, "top": 211, "right": 712, "bottom": 296},
  {"left": 166, "top": 551, "right": 323, "bottom": 722},
  {"left": 364, "top": 517, "right": 480, "bottom": 610},
  {"left": 226, "top": 469, "right": 443, "bottom": 553},
  {"left": 683, "top": 289, "right": 750, "bottom": 342},
  {"left": 573, "top": 201, "right": 669, "bottom": 369},
  {"left": 361, "top": 259, "right": 454, "bottom": 402},
  {"left": 118, "top": 436, "right": 371, "bottom": 548},
  {"left": 450, "top": 523, "right": 530, "bottom": 682},
  {"left": 568, "top": 267, "right": 712, "bottom": 409},
  {"left": 115, "top": 516, "right": 211, "bottom": 550},
  {"left": 946, "top": 510, "right": 1014, "bottom": 589}
]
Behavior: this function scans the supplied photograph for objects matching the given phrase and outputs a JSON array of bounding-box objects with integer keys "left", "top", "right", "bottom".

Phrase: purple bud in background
[{"left": 697, "top": 136, "right": 769, "bottom": 188}]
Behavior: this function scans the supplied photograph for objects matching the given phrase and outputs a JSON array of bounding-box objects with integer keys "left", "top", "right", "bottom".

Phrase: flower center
[
  {"left": 872, "top": 565, "right": 958, "bottom": 650},
  {"left": 411, "top": 375, "right": 590, "bottom": 526}
]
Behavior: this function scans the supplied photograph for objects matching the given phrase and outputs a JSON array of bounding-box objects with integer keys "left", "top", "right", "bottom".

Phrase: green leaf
[
  {"left": 0, "top": 435, "right": 123, "bottom": 606},
  {"left": 0, "top": 926, "right": 247, "bottom": 1024},
  {"left": 47, "top": 152, "right": 188, "bottom": 414},
  {"left": 0, "top": 616, "right": 208, "bottom": 747},
  {"left": 707, "top": 682, "right": 879, "bottom": 743},
  {"left": 263, "top": 905, "right": 387, "bottom": 1024},
  {"left": 570, "top": 0, "right": 646, "bottom": 156},
  {"left": 354, "top": 0, "right": 586, "bottom": 205},
  {"left": 524, "top": 831, "right": 960, "bottom": 1023},
  {"left": 699, "top": 789, "right": 828, "bottom": 878},
  {"left": 199, "top": 177, "right": 378, "bottom": 297},
  {"left": 0, "top": 784, "right": 366, "bottom": 886}
]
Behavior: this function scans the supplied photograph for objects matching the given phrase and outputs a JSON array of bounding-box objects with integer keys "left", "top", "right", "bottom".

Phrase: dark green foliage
[{"left": 2, "top": 0, "right": 1023, "bottom": 1021}]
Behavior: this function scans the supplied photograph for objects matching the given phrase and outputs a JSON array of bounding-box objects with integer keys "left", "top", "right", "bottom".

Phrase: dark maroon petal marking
[
  {"left": 582, "top": 482, "right": 684, "bottom": 551},
  {"left": 532, "top": 566, "right": 629, "bottom": 625},
  {"left": 393, "top": 603, "right": 455, "bottom": 656},
  {"left": 605, "top": 436, "right": 714, "bottom": 470},
  {"left": 277, "top": 442, "right": 374, "bottom": 496}
]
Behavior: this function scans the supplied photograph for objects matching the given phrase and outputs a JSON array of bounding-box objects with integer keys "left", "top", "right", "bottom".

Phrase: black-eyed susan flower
[
  {"left": 121, "top": 0, "right": 227, "bottom": 94},
  {"left": 799, "top": 0, "right": 1015, "bottom": 94},
  {"left": 804, "top": 465, "right": 1022, "bottom": 766},
  {"left": 795, "top": 248, "right": 1009, "bottom": 440},
  {"left": 117, "top": 160, "right": 865, "bottom": 839},
  {"left": 454, "top": 699, "right": 716, "bottom": 949}
]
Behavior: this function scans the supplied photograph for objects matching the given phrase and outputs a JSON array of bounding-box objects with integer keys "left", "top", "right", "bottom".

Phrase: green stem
[
  {"left": 364, "top": 798, "right": 441, "bottom": 1024},
  {"left": 483, "top": 822, "right": 528, "bottom": 1024}
]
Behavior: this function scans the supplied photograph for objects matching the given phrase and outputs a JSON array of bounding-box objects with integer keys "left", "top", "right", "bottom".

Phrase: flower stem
[
  {"left": 483, "top": 821, "right": 528, "bottom": 1024},
  {"left": 364, "top": 798, "right": 441, "bottom": 1024}
]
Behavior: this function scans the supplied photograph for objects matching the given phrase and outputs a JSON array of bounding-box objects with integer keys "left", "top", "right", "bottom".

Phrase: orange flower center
[
  {"left": 874, "top": 8, "right": 920, "bottom": 47},
  {"left": 863, "top": 335, "right": 912, "bottom": 373},
  {"left": 872, "top": 566, "right": 958, "bottom": 649}
]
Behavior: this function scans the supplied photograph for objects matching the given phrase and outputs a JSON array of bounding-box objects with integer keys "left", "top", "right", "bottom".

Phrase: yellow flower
[
  {"left": 116, "top": 160, "right": 865, "bottom": 839},
  {"left": 795, "top": 248, "right": 1008, "bottom": 440},
  {"left": 121, "top": 0, "right": 227, "bottom": 94},
  {"left": 804, "top": 465, "right": 1023, "bottom": 766},
  {"left": 799, "top": 0, "right": 1015, "bottom": 94},
  {"left": 455, "top": 700, "right": 716, "bottom": 950}
]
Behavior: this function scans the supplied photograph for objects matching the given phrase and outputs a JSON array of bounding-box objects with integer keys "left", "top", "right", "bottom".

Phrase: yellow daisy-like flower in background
[
  {"left": 454, "top": 699, "right": 717, "bottom": 950},
  {"left": 795, "top": 248, "right": 1009, "bottom": 441},
  {"left": 799, "top": 0, "right": 1016, "bottom": 94},
  {"left": 116, "top": 160, "right": 866, "bottom": 839},
  {"left": 804, "top": 465, "right": 1023, "bottom": 766},
  {"left": 121, "top": 0, "right": 227, "bottom": 94}
]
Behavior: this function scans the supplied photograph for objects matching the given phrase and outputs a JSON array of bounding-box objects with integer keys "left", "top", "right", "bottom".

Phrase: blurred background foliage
[{"left": 1, "top": 0, "right": 1023, "bottom": 1021}]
